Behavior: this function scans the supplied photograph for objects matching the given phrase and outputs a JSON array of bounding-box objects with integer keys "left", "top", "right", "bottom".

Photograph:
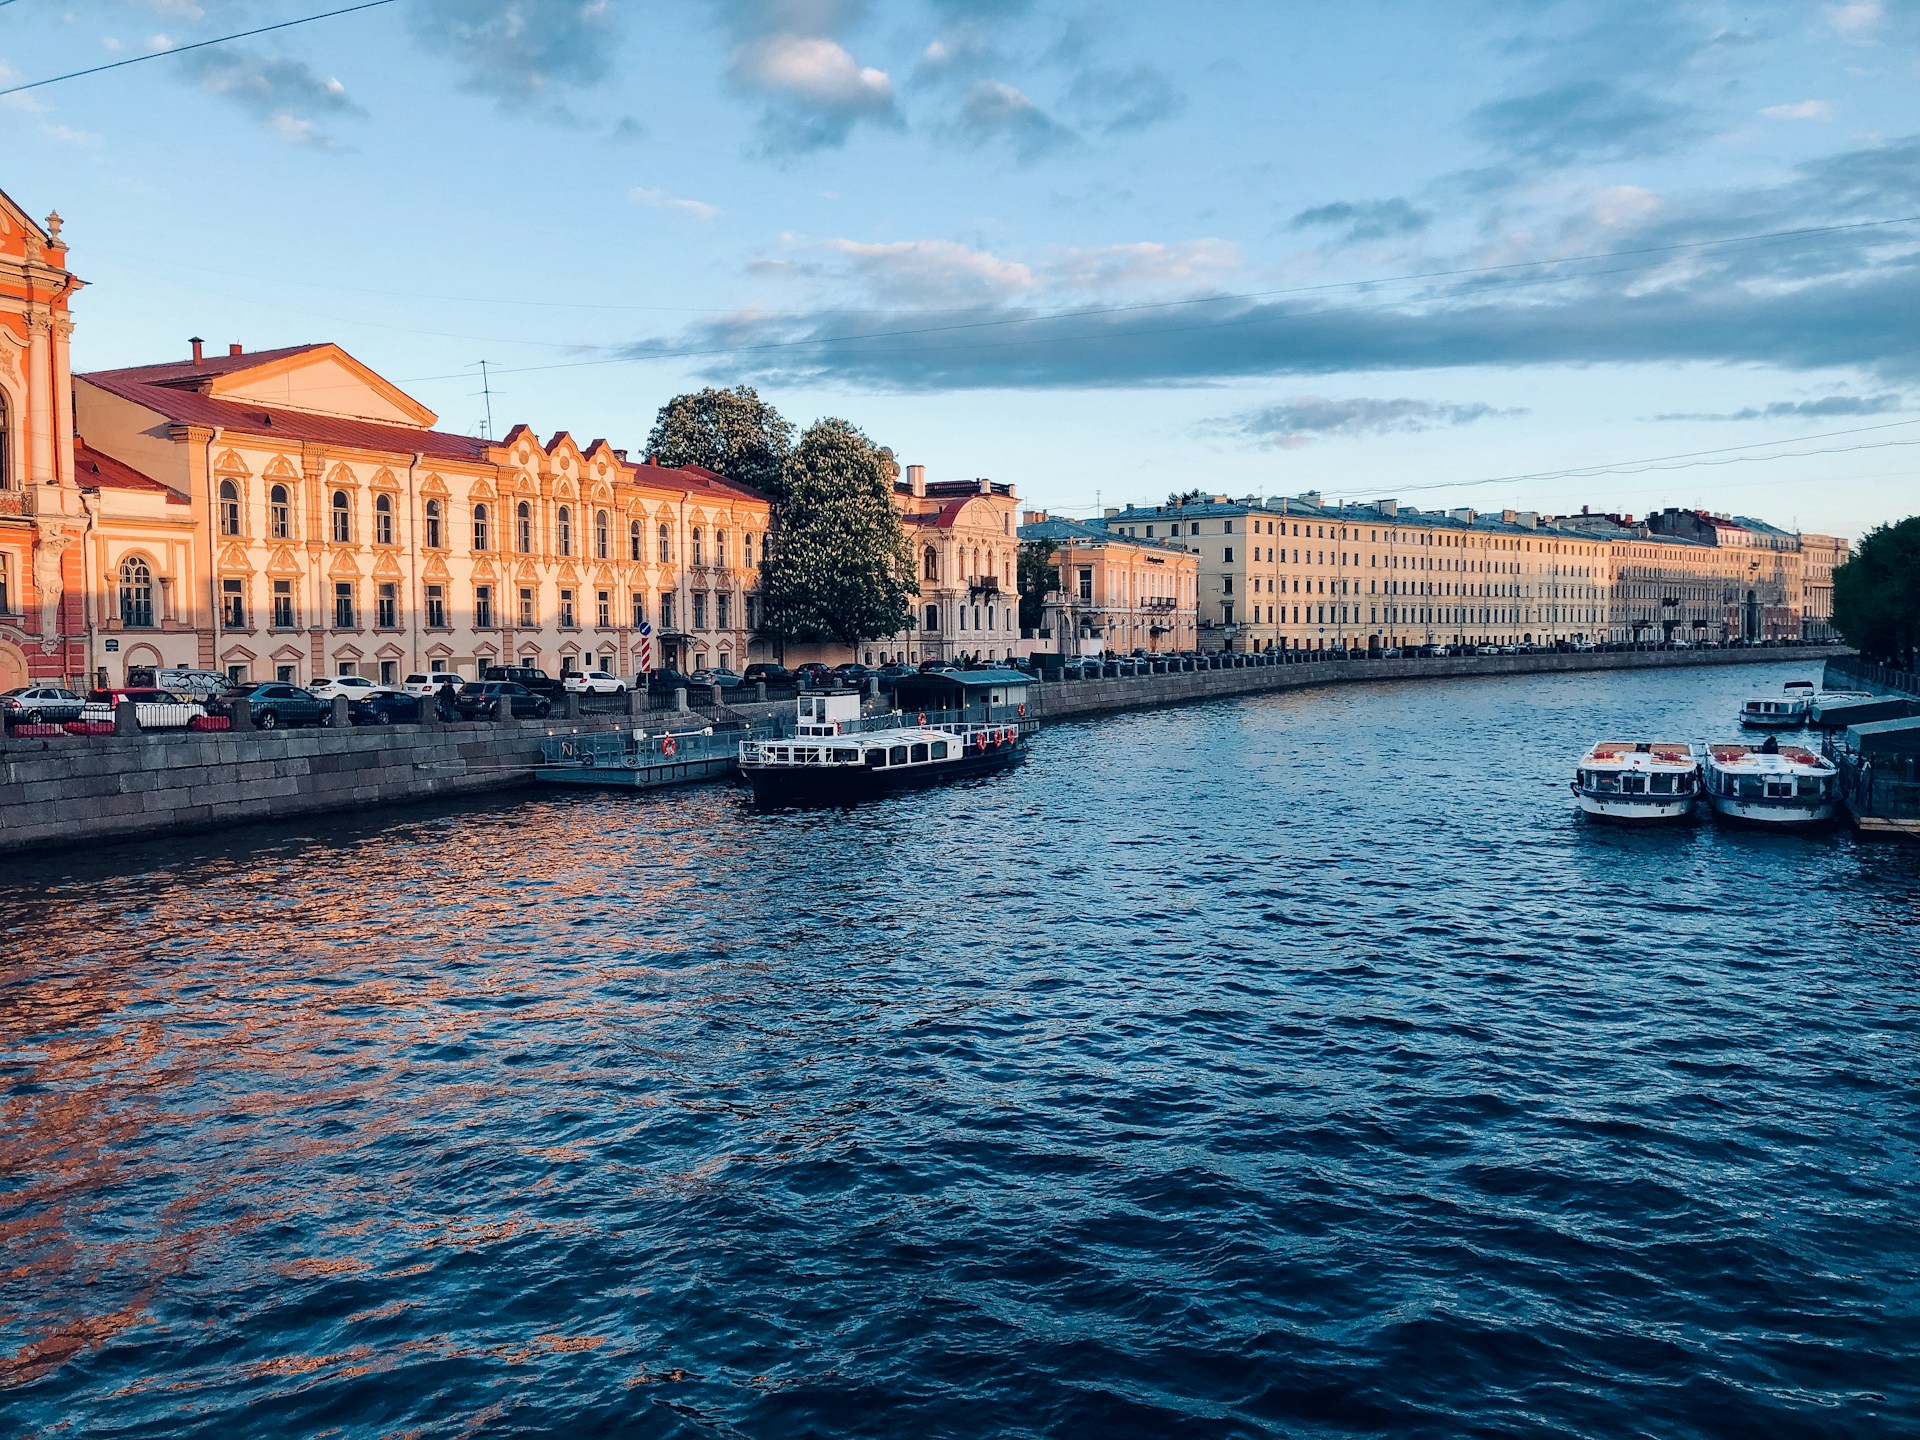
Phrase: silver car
[{"left": 2, "top": 685, "right": 86, "bottom": 724}]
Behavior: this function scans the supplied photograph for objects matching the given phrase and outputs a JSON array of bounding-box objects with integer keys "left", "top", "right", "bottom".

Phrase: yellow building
[
  {"left": 892, "top": 464, "right": 1022, "bottom": 666},
  {"left": 74, "top": 340, "right": 770, "bottom": 687},
  {"left": 1018, "top": 511, "right": 1198, "bottom": 654},
  {"left": 1797, "top": 533, "right": 1847, "bottom": 643}
]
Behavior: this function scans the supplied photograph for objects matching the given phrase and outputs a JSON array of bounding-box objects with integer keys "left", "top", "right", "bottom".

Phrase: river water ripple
[{"left": 2, "top": 662, "right": 1917, "bottom": 1438}]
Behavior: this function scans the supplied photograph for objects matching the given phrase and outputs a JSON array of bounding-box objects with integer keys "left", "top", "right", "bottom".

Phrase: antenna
[{"left": 475, "top": 359, "right": 495, "bottom": 440}]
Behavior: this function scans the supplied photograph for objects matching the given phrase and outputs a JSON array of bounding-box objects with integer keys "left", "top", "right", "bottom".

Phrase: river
[{"left": 2, "top": 661, "right": 1915, "bottom": 1438}]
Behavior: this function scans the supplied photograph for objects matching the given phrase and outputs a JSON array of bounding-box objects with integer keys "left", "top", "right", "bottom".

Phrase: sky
[{"left": 2, "top": 0, "right": 1917, "bottom": 539}]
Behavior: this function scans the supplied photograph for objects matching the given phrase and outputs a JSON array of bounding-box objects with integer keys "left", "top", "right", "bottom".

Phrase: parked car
[
  {"left": 78, "top": 687, "right": 208, "bottom": 730},
  {"left": 690, "top": 667, "right": 743, "bottom": 690},
  {"left": 480, "top": 665, "right": 566, "bottom": 700},
  {"left": 644, "top": 668, "right": 700, "bottom": 695},
  {"left": 309, "top": 674, "right": 382, "bottom": 701},
  {"left": 403, "top": 671, "right": 466, "bottom": 697},
  {"left": 794, "top": 663, "right": 835, "bottom": 689},
  {"left": 348, "top": 689, "right": 424, "bottom": 726},
  {"left": 873, "top": 663, "right": 917, "bottom": 685},
  {"left": 2, "top": 685, "right": 86, "bottom": 725},
  {"left": 455, "top": 681, "right": 550, "bottom": 719},
  {"left": 563, "top": 669, "right": 628, "bottom": 694},
  {"left": 215, "top": 682, "right": 330, "bottom": 730},
  {"left": 741, "top": 663, "right": 794, "bottom": 685},
  {"left": 831, "top": 662, "right": 872, "bottom": 687}
]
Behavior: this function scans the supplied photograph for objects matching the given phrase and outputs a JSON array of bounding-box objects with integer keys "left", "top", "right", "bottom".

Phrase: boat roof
[
  {"left": 1708, "top": 743, "right": 1826, "bottom": 767},
  {"left": 1586, "top": 741, "right": 1694, "bottom": 760},
  {"left": 1844, "top": 716, "right": 1920, "bottom": 754},
  {"left": 900, "top": 668, "right": 1032, "bottom": 688}
]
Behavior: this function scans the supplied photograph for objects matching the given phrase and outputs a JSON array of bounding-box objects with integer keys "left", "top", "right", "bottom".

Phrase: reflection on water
[{"left": 2, "top": 662, "right": 1917, "bottom": 1437}]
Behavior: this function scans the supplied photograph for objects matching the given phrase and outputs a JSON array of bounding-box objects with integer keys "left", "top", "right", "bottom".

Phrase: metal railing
[{"left": 1825, "top": 657, "right": 1918, "bottom": 698}]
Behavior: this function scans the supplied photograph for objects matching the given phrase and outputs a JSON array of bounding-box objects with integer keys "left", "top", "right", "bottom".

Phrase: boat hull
[
  {"left": 1575, "top": 792, "right": 1696, "bottom": 824},
  {"left": 741, "top": 743, "right": 1021, "bottom": 805},
  {"left": 1707, "top": 794, "right": 1838, "bottom": 827},
  {"left": 1738, "top": 713, "right": 1805, "bottom": 729}
]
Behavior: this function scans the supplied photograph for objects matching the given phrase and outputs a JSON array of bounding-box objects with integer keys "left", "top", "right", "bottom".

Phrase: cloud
[
  {"left": 178, "top": 47, "right": 361, "bottom": 146},
  {"left": 407, "top": 0, "right": 621, "bottom": 105},
  {"left": 1213, "top": 397, "right": 1524, "bottom": 449},
  {"left": 821, "top": 239, "right": 1038, "bottom": 305},
  {"left": 1469, "top": 79, "right": 1693, "bottom": 166},
  {"left": 721, "top": 3, "right": 898, "bottom": 154},
  {"left": 1064, "top": 62, "right": 1183, "bottom": 134},
  {"left": 1291, "top": 199, "right": 1432, "bottom": 242},
  {"left": 1049, "top": 240, "right": 1240, "bottom": 290},
  {"left": 629, "top": 186, "right": 722, "bottom": 219},
  {"left": 1654, "top": 393, "right": 1906, "bottom": 421},
  {"left": 1760, "top": 100, "right": 1833, "bottom": 121},
  {"left": 1827, "top": 1, "right": 1883, "bottom": 40},
  {"left": 955, "top": 80, "right": 1077, "bottom": 161}
]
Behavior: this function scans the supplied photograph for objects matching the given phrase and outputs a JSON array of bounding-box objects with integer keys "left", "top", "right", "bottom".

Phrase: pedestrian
[{"left": 437, "top": 677, "right": 460, "bottom": 722}]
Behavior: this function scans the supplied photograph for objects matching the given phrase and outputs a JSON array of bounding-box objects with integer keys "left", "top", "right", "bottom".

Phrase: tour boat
[
  {"left": 1738, "top": 685, "right": 1811, "bottom": 729},
  {"left": 1702, "top": 742, "right": 1839, "bottom": 827},
  {"left": 1571, "top": 741, "right": 1701, "bottom": 824},
  {"left": 738, "top": 690, "right": 1025, "bottom": 805}
]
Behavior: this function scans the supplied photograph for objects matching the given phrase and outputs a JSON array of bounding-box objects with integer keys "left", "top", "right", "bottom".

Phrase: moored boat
[
  {"left": 738, "top": 690, "right": 1026, "bottom": 805},
  {"left": 1571, "top": 741, "right": 1700, "bottom": 823},
  {"left": 1703, "top": 742, "right": 1838, "bottom": 826},
  {"left": 1738, "top": 688, "right": 1810, "bottom": 729}
]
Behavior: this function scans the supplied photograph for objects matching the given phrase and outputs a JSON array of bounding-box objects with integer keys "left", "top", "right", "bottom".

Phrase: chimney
[
  {"left": 189, "top": 336, "right": 204, "bottom": 364},
  {"left": 1022, "top": 509, "right": 1049, "bottom": 526},
  {"left": 612, "top": 448, "right": 628, "bottom": 461},
  {"left": 977, "top": 476, "right": 991, "bottom": 495},
  {"left": 1375, "top": 499, "right": 1398, "bottom": 517},
  {"left": 229, "top": 343, "right": 244, "bottom": 357},
  {"left": 1104, "top": 507, "right": 1119, "bottom": 519},
  {"left": 907, "top": 463, "right": 925, "bottom": 497}
]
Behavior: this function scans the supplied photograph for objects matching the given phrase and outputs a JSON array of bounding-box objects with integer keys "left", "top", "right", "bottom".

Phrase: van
[{"left": 133, "top": 667, "right": 234, "bottom": 698}]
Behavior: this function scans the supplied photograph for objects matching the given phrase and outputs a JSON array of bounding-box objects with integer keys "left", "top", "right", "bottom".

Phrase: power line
[{"left": 0, "top": 0, "right": 398, "bottom": 97}]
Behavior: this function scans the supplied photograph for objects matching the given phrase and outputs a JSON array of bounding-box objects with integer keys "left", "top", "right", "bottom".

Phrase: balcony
[
  {"left": 1142, "top": 596, "right": 1177, "bottom": 613},
  {"left": 967, "top": 576, "right": 1001, "bottom": 598}
]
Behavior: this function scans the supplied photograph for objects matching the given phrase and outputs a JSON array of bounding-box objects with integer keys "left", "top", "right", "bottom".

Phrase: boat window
[
  {"left": 932, "top": 741, "right": 949, "bottom": 759},
  {"left": 867, "top": 749, "right": 885, "bottom": 768},
  {"left": 1621, "top": 775, "right": 1646, "bottom": 794},
  {"left": 1595, "top": 775, "right": 1619, "bottom": 792},
  {"left": 1650, "top": 774, "right": 1673, "bottom": 794},
  {"left": 832, "top": 748, "right": 857, "bottom": 763},
  {"left": 1739, "top": 778, "right": 1764, "bottom": 798},
  {"left": 910, "top": 743, "right": 929, "bottom": 763},
  {"left": 889, "top": 745, "right": 908, "bottom": 765}
]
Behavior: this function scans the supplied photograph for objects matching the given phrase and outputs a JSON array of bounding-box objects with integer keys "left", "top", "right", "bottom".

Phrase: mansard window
[
  {"left": 330, "top": 490, "right": 351, "bottom": 543},
  {"left": 629, "top": 519, "right": 642, "bottom": 561},
  {"left": 517, "top": 501, "right": 533, "bottom": 554},
  {"left": 375, "top": 493, "right": 395, "bottom": 545},
  {"left": 658, "top": 523, "right": 671, "bottom": 563},
  {"left": 119, "top": 557, "right": 155, "bottom": 628},
  {"left": 595, "top": 509, "right": 610, "bottom": 560},
  {"left": 924, "top": 545, "right": 938, "bottom": 581},
  {"left": 269, "top": 484, "right": 291, "bottom": 539},
  {"left": 218, "top": 480, "right": 242, "bottom": 536},
  {"left": 557, "top": 505, "right": 573, "bottom": 557},
  {"left": 691, "top": 528, "right": 703, "bottom": 566}
]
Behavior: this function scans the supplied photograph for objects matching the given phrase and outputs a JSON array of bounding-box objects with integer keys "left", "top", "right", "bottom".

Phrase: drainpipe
[
  {"left": 76, "top": 483, "right": 98, "bottom": 687},
  {"left": 406, "top": 451, "right": 422, "bottom": 676},
  {"left": 204, "top": 426, "right": 223, "bottom": 673}
]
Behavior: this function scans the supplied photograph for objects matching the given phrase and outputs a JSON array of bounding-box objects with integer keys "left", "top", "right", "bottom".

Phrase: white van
[{"left": 142, "top": 667, "right": 235, "bottom": 698}]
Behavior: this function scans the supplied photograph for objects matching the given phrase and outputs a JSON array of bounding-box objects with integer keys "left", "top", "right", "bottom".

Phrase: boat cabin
[
  {"left": 892, "top": 668, "right": 1031, "bottom": 720},
  {"left": 795, "top": 690, "right": 863, "bottom": 737}
]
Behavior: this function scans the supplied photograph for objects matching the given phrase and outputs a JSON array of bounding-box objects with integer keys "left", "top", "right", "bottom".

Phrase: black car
[
  {"left": 741, "top": 663, "right": 794, "bottom": 685},
  {"left": 831, "top": 662, "right": 872, "bottom": 686},
  {"left": 455, "top": 681, "right": 551, "bottom": 719},
  {"left": 794, "top": 663, "right": 835, "bottom": 689},
  {"left": 480, "top": 664, "right": 566, "bottom": 699},
  {"left": 646, "top": 668, "right": 700, "bottom": 695},
  {"left": 348, "top": 690, "right": 424, "bottom": 726},
  {"left": 217, "top": 682, "right": 332, "bottom": 729},
  {"left": 873, "top": 663, "right": 917, "bottom": 685}
]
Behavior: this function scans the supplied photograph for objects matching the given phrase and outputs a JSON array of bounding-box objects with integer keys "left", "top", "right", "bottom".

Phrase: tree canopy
[
  {"left": 757, "top": 419, "right": 917, "bottom": 646},
  {"left": 1017, "top": 538, "right": 1057, "bottom": 633},
  {"left": 644, "top": 386, "right": 793, "bottom": 498},
  {"left": 1832, "top": 516, "right": 1920, "bottom": 666}
]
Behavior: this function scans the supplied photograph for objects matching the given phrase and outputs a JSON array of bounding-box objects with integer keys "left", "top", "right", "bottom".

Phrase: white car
[
  {"left": 78, "top": 688, "right": 208, "bottom": 729},
  {"left": 403, "top": 671, "right": 465, "bottom": 697},
  {"left": 563, "top": 669, "right": 627, "bottom": 694},
  {"left": 309, "top": 674, "right": 380, "bottom": 701}
]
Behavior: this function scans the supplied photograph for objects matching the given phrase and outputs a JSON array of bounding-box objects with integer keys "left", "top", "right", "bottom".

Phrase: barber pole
[{"left": 637, "top": 620, "right": 653, "bottom": 674}]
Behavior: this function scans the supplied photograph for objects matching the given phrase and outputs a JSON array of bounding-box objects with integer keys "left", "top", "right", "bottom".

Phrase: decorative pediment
[
  {"left": 555, "top": 563, "right": 581, "bottom": 586},
  {"left": 467, "top": 478, "right": 496, "bottom": 503},
  {"left": 262, "top": 454, "right": 301, "bottom": 481},
  {"left": 217, "top": 542, "right": 254, "bottom": 572},
  {"left": 421, "top": 554, "right": 453, "bottom": 583},
  {"left": 512, "top": 560, "right": 540, "bottom": 585},
  {"left": 332, "top": 642, "right": 366, "bottom": 661},
  {"left": 219, "top": 643, "right": 260, "bottom": 663},
  {"left": 425, "top": 641, "right": 455, "bottom": 660},
  {"left": 509, "top": 471, "right": 537, "bottom": 495},
  {"left": 471, "top": 557, "right": 498, "bottom": 582},
  {"left": 271, "top": 643, "right": 306, "bottom": 662},
  {"left": 213, "top": 448, "right": 253, "bottom": 477},
  {"left": 375, "top": 641, "right": 406, "bottom": 659},
  {"left": 327, "top": 552, "right": 362, "bottom": 579},
  {"left": 558, "top": 640, "right": 583, "bottom": 657},
  {"left": 325, "top": 462, "right": 358, "bottom": 488},
  {"left": 474, "top": 641, "right": 500, "bottom": 659},
  {"left": 590, "top": 565, "right": 617, "bottom": 587},
  {"left": 266, "top": 545, "right": 303, "bottom": 576},
  {"left": 419, "top": 471, "right": 450, "bottom": 496},
  {"left": 371, "top": 552, "right": 405, "bottom": 580}
]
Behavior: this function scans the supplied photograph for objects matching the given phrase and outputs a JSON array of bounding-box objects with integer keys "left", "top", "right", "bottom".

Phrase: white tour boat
[
  {"left": 1571, "top": 741, "right": 1701, "bottom": 823},
  {"left": 1738, "top": 681, "right": 1812, "bottom": 729},
  {"left": 1702, "top": 742, "right": 1839, "bottom": 826},
  {"left": 737, "top": 689, "right": 1026, "bottom": 805}
]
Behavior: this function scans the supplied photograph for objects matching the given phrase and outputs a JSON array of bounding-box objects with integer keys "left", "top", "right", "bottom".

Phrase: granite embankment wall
[{"left": 0, "top": 646, "right": 1850, "bottom": 859}]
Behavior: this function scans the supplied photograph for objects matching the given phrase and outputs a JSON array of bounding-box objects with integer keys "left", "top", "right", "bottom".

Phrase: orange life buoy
[
  {"left": 661, "top": 735, "right": 678, "bottom": 758},
  {"left": 917, "top": 712, "right": 927, "bottom": 726},
  {"left": 1017, "top": 703, "right": 1027, "bottom": 717}
]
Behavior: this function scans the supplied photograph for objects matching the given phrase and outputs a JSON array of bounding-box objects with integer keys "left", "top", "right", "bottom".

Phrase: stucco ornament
[{"left": 32, "top": 523, "right": 82, "bottom": 649}]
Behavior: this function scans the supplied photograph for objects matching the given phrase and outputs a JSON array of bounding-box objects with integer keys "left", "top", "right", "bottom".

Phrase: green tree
[
  {"left": 1018, "top": 538, "right": 1057, "bottom": 633},
  {"left": 1832, "top": 516, "right": 1920, "bottom": 666},
  {"left": 644, "top": 386, "right": 794, "bottom": 498},
  {"left": 1167, "top": 487, "right": 1208, "bottom": 506},
  {"left": 758, "top": 419, "right": 917, "bottom": 646}
]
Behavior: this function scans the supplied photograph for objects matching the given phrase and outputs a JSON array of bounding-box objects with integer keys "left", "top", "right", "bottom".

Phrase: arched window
[
  {"left": 629, "top": 519, "right": 642, "bottom": 561},
  {"left": 330, "top": 490, "right": 351, "bottom": 543},
  {"left": 658, "top": 523, "right": 671, "bottom": 563},
  {"left": 715, "top": 529, "right": 727, "bottom": 568},
  {"left": 472, "top": 503, "right": 490, "bottom": 551},
  {"left": 424, "top": 498, "right": 443, "bottom": 549},
  {"left": 516, "top": 501, "right": 533, "bottom": 553},
  {"left": 557, "top": 505, "right": 572, "bottom": 557},
  {"left": 595, "top": 509, "right": 610, "bottom": 560},
  {"left": 119, "top": 557, "right": 155, "bottom": 628},
  {"left": 691, "top": 527, "right": 704, "bottom": 566},
  {"left": 218, "top": 479, "right": 242, "bottom": 536},
  {"left": 744, "top": 533, "right": 755, "bottom": 569},
  {"left": 923, "top": 545, "right": 938, "bottom": 581},
  {"left": 269, "top": 484, "right": 291, "bottom": 539},
  {"left": 375, "top": 493, "right": 395, "bottom": 545}
]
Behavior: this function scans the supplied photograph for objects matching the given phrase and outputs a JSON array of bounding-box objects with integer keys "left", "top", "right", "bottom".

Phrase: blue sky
[{"left": 3, "top": 0, "right": 1917, "bottom": 538}]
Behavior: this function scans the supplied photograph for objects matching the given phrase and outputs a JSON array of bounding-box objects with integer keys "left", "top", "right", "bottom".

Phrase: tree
[
  {"left": 1832, "top": 516, "right": 1920, "bottom": 666},
  {"left": 1017, "top": 538, "right": 1057, "bottom": 633},
  {"left": 1168, "top": 487, "right": 1208, "bottom": 506},
  {"left": 758, "top": 419, "right": 917, "bottom": 646},
  {"left": 645, "top": 386, "right": 793, "bottom": 497}
]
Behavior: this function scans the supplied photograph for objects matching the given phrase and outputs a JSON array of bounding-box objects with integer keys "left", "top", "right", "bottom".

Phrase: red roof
[
  {"left": 629, "top": 461, "right": 771, "bottom": 505},
  {"left": 902, "top": 498, "right": 972, "bottom": 529},
  {"left": 78, "top": 362, "right": 496, "bottom": 464},
  {"left": 89, "top": 344, "right": 329, "bottom": 390},
  {"left": 73, "top": 440, "right": 188, "bottom": 503}
]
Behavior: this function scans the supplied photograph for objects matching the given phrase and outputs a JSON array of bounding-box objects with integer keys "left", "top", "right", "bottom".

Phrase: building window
[
  {"left": 596, "top": 510, "right": 610, "bottom": 560},
  {"left": 118, "top": 557, "right": 155, "bottom": 628},
  {"left": 715, "top": 530, "right": 727, "bottom": 568},
  {"left": 658, "top": 523, "right": 671, "bottom": 563},
  {"left": 744, "top": 534, "right": 755, "bottom": 569},
  {"left": 596, "top": 590, "right": 611, "bottom": 627},
  {"left": 1223, "top": 546, "right": 1234, "bottom": 563},
  {"left": 630, "top": 592, "right": 646, "bottom": 627},
  {"left": 518, "top": 587, "right": 535, "bottom": 626},
  {"left": 226, "top": 663, "right": 249, "bottom": 686},
  {"left": 629, "top": 519, "right": 642, "bottom": 561},
  {"left": 473, "top": 504, "right": 489, "bottom": 551},
  {"left": 269, "top": 483, "right": 291, "bottom": 539},
  {"left": 0, "top": 391, "right": 10, "bottom": 489},
  {"left": 272, "top": 579, "right": 294, "bottom": 628},
  {"left": 924, "top": 545, "right": 938, "bottom": 581},
  {"left": 1077, "top": 567, "right": 1093, "bottom": 601},
  {"left": 425, "top": 499, "right": 443, "bottom": 549},
  {"left": 1222, "top": 602, "right": 1234, "bottom": 625},
  {"left": 330, "top": 490, "right": 351, "bottom": 543},
  {"left": 218, "top": 479, "right": 242, "bottom": 536},
  {"left": 474, "top": 585, "right": 493, "bottom": 628},
  {"left": 693, "top": 593, "right": 707, "bottom": 630},
  {"left": 924, "top": 603, "right": 939, "bottom": 631},
  {"left": 746, "top": 597, "right": 758, "bottom": 630},
  {"left": 377, "top": 582, "right": 397, "bottom": 628},
  {"left": 557, "top": 505, "right": 573, "bottom": 557},
  {"left": 692, "top": 528, "right": 704, "bottom": 566},
  {"left": 221, "top": 578, "right": 245, "bottom": 628},
  {"left": 375, "top": 493, "right": 395, "bottom": 545},
  {"left": 560, "top": 589, "right": 576, "bottom": 628},
  {"left": 334, "top": 582, "right": 356, "bottom": 629},
  {"left": 0, "top": 554, "right": 11, "bottom": 613},
  {"left": 717, "top": 593, "right": 731, "bottom": 629},
  {"left": 517, "top": 501, "right": 533, "bottom": 553},
  {"left": 660, "top": 593, "right": 675, "bottom": 630},
  {"left": 380, "top": 660, "right": 397, "bottom": 686},
  {"left": 425, "top": 583, "right": 447, "bottom": 628}
]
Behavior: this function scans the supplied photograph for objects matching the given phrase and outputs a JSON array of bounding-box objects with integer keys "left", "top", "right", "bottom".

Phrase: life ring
[
  {"left": 917, "top": 712, "right": 927, "bottom": 726},
  {"left": 661, "top": 735, "right": 678, "bottom": 758},
  {"left": 1017, "top": 703, "right": 1027, "bottom": 717}
]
